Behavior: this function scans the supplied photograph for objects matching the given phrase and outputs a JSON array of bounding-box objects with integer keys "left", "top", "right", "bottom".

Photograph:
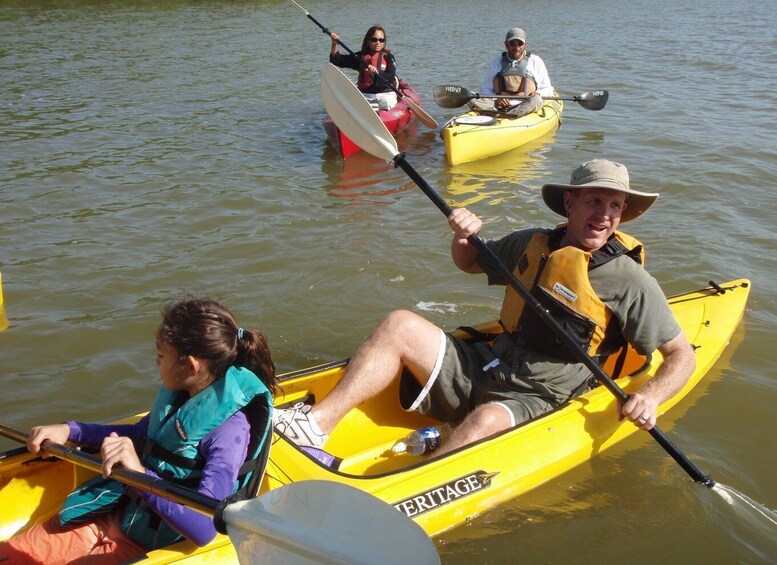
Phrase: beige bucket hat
[{"left": 541, "top": 159, "right": 659, "bottom": 223}]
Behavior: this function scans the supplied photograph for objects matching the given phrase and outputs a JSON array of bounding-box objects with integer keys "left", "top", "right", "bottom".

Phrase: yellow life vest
[{"left": 499, "top": 228, "right": 645, "bottom": 360}]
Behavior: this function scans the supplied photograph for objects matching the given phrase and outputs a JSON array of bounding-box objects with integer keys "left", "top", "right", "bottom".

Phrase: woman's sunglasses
[{"left": 369, "top": 37, "right": 386, "bottom": 43}]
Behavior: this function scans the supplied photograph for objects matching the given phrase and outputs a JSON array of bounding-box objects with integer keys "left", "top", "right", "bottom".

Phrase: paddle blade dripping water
[
  {"left": 712, "top": 483, "right": 777, "bottom": 526},
  {"left": 706, "top": 482, "right": 777, "bottom": 560}
]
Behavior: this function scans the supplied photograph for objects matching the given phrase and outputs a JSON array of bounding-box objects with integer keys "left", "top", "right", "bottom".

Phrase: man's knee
[
  {"left": 468, "top": 98, "right": 496, "bottom": 113},
  {"left": 382, "top": 309, "right": 416, "bottom": 325},
  {"left": 466, "top": 403, "right": 513, "bottom": 434},
  {"left": 370, "top": 310, "right": 439, "bottom": 354},
  {"left": 380, "top": 310, "right": 432, "bottom": 335},
  {"left": 506, "top": 93, "right": 542, "bottom": 116}
]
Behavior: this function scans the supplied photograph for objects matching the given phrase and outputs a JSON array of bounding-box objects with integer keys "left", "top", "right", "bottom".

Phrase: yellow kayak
[
  {"left": 0, "top": 279, "right": 750, "bottom": 561},
  {"left": 265, "top": 279, "right": 749, "bottom": 536},
  {"left": 442, "top": 97, "right": 563, "bottom": 166}
]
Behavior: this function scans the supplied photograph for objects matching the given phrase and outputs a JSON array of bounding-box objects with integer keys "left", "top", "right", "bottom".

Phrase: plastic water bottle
[{"left": 391, "top": 424, "right": 453, "bottom": 455}]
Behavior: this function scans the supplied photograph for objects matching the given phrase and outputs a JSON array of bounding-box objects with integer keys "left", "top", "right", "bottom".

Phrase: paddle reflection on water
[
  {"left": 571, "top": 129, "right": 606, "bottom": 151},
  {"left": 321, "top": 146, "right": 403, "bottom": 195},
  {"left": 321, "top": 121, "right": 438, "bottom": 200}
]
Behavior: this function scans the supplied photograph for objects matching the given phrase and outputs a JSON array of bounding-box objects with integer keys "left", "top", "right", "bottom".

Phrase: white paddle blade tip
[
  {"left": 321, "top": 64, "right": 400, "bottom": 162},
  {"left": 224, "top": 480, "right": 439, "bottom": 565}
]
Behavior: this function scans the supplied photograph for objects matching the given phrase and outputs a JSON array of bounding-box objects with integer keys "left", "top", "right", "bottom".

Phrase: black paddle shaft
[
  {"left": 432, "top": 85, "right": 608, "bottom": 111},
  {"left": 392, "top": 154, "right": 714, "bottom": 488}
]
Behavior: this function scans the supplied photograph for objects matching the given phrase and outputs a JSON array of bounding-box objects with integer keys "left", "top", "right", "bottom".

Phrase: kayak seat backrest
[{"left": 231, "top": 400, "right": 273, "bottom": 501}]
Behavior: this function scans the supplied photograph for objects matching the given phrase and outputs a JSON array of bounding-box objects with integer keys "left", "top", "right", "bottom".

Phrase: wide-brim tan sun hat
[{"left": 541, "top": 159, "right": 659, "bottom": 223}]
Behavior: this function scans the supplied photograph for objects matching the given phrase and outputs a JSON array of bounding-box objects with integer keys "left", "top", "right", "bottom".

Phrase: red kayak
[{"left": 324, "top": 83, "right": 420, "bottom": 159}]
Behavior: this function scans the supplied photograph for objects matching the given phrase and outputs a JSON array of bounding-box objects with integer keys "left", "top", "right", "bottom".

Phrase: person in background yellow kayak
[
  {"left": 0, "top": 298, "right": 277, "bottom": 565},
  {"left": 469, "top": 27, "right": 554, "bottom": 117},
  {"left": 273, "top": 159, "right": 696, "bottom": 457},
  {"left": 329, "top": 25, "right": 399, "bottom": 109}
]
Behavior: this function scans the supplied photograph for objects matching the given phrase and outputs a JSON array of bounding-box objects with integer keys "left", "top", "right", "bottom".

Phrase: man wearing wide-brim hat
[
  {"left": 542, "top": 158, "right": 658, "bottom": 224},
  {"left": 272, "top": 160, "right": 696, "bottom": 459}
]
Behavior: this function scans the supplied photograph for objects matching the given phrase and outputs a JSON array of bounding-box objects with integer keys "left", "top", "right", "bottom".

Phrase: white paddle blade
[
  {"left": 224, "top": 480, "right": 440, "bottom": 565},
  {"left": 288, "top": 0, "right": 309, "bottom": 16},
  {"left": 321, "top": 63, "right": 400, "bottom": 162}
]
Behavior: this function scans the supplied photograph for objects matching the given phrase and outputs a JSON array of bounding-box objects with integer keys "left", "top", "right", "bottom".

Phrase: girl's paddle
[
  {"left": 433, "top": 84, "right": 609, "bottom": 111},
  {"left": 0, "top": 424, "right": 439, "bottom": 565},
  {"left": 321, "top": 62, "right": 714, "bottom": 488},
  {"left": 288, "top": 0, "right": 439, "bottom": 129}
]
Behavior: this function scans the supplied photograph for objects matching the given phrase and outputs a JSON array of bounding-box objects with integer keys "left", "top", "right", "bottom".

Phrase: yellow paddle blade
[
  {"left": 401, "top": 93, "right": 439, "bottom": 129},
  {"left": 0, "top": 272, "right": 8, "bottom": 332}
]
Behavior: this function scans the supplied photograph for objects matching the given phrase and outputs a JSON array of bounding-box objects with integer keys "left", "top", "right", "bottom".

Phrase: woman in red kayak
[{"left": 330, "top": 25, "right": 398, "bottom": 101}]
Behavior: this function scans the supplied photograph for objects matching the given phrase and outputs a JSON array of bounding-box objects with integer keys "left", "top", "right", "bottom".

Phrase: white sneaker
[{"left": 272, "top": 403, "right": 328, "bottom": 448}]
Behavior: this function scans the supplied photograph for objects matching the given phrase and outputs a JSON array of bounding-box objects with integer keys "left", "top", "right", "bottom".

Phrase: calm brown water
[{"left": 2, "top": 0, "right": 776, "bottom": 562}]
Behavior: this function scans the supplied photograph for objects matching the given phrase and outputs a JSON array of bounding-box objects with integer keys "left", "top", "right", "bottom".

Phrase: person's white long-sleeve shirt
[{"left": 479, "top": 52, "right": 554, "bottom": 98}]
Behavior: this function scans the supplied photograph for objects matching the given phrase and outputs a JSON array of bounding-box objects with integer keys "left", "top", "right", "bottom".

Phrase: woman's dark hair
[
  {"left": 360, "top": 25, "right": 391, "bottom": 54},
  {"left": 156, "top": 298, "right": 278, "bottom": 395}
]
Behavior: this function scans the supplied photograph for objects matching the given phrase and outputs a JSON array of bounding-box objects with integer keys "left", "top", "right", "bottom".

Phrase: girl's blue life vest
[{"left": 58, "top": 365, "right": 272, "bottom": 550}]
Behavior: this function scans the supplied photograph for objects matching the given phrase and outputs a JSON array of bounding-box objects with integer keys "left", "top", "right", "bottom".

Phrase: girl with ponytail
[{"left": 1, "top": 298, "right": 276, "bottom": 564}]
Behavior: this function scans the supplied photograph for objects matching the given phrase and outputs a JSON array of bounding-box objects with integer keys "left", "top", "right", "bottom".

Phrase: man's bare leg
[
  {"left": 312, "top": 310, "right": 443, "bottom": 434},
  {"left": 435, "top": 403, "right": 512, "bottom": 457}
]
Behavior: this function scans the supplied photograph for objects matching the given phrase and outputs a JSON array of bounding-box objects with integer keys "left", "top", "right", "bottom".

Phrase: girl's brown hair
[{"left": 157, "top": 298, "right": 278, "bottom": 395}]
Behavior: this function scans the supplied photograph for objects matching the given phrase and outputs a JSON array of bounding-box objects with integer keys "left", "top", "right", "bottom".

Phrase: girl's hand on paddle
[
  {"left": 448, "top": 208, "right": 482, "bottom": 244},
  {"left": 100, "top": 431, "right": 145, "bottom": 478},
  {"left": 619, "top": 393, "right": 657, "bottom": 430},
  {"left": 27, "top": 423, "right": 70, "bottom": 455}
]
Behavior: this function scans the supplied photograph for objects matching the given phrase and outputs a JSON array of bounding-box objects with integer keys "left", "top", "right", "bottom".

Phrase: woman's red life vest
[{"left": 358, "top": 52, "right": 386, "bottom": 91}]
